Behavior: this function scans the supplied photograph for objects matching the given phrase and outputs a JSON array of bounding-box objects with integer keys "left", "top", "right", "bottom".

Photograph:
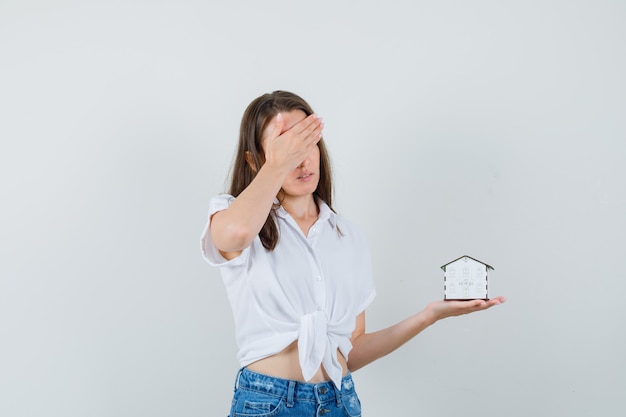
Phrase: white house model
[{"left": 441, "top": 256, "right": 494, "bottom": 301}]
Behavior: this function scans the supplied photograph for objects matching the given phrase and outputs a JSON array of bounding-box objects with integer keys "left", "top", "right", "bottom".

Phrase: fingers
[
  {"left": 271, "top": 113, "right": 323, "bottom": 146},
  {"left": 263, "top": 112, "right": 323, "bottom": 171},
  {"left": 278, "top": 113, "right": 323, "bottom": 160},
  {"left": 468, "top": 296, "right": 505, "bottom": 312},
  {"left": 269, "top": 112, "right": 285, "bottom": 141},
  {"left": 293, "top": 113, "right": 321, "bottom": 134},
  {"left": 429, "top": 295, "right": 505, "bottom": 320},
  {"left": 450, "top": 300, "right": 485, "bottom": 314},
  {"left": 491, "top": 296, "right": 506, "bottom": 305},
  {"left": 463, "top": 296, "right": 505, "bottom": 307},
  {"left": 291, "top": 113, "right": 324, "bottom": 143}
]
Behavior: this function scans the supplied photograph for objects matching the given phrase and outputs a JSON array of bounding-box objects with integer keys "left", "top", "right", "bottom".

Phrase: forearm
[
  {"left": 347, "top": 297, "right": 505, "bottom": 372},
  {"left": 348, "top": 308, "right": 437, "bottom": 372},
  {"left": 211, "top": 163, "right": 289, "bottom": 251}
]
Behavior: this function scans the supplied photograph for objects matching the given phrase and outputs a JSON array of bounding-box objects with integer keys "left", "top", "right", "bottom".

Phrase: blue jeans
[{"left": 228, "top": 368, "right": 362, "bottom": 417}]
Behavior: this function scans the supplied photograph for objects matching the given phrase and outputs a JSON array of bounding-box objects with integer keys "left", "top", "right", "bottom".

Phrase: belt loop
[
  {"left": 233, "top": 368, "right": 243, "bottom": 391},
  {"left": 287, "top": 380, "right": 296, "bottom": 408}
]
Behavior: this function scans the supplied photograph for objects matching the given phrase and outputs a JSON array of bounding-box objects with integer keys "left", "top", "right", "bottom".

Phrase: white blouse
[{"left": 201, "top": 194, "right": 376, "bottom": 389}]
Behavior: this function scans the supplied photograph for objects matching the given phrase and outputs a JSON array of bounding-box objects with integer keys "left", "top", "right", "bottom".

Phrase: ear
[{"left": 244, "top": 151, "right": 258, "bottom": 172}]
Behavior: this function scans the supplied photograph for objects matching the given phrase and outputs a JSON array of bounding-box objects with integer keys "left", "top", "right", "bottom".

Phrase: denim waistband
[{"left": 235, "top": 368, "right": 355, "bottom": 405}]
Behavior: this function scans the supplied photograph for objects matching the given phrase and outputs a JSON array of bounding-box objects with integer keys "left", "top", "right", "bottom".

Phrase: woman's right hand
[{"left": 263, "top": 112, "right": 323, "bottom": 173}]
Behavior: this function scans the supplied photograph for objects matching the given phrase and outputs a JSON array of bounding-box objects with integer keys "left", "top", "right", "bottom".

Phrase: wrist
[
  {"left": 260, "top": 160, "right": 292, "bottom": 180},
  {"left": 422, "top": 303, "right": 443, "bottom": 325}
]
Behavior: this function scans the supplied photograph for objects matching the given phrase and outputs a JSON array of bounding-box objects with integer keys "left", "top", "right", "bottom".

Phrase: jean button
[{"left": 319, "top": 387, "right": 328, "bottom": 394}]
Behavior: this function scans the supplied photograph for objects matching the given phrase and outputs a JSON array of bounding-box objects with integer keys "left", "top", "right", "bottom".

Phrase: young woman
[{"left": 201, "top": 90, "right": 505, "bottom": 417}]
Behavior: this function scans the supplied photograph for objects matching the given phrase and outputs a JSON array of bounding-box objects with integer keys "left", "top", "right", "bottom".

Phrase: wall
[{"left": 1, "top": 1, "right": 624, "bottom": 416}]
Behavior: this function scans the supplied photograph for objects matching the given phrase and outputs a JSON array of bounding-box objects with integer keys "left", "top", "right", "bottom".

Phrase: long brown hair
[{"left": 229, "top": 90, "right": 335, "bottom": 250}]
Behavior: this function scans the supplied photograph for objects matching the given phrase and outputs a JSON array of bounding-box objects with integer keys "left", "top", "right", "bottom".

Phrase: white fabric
[{"left": 201, "top": 194, "right": 376, "bottom": 389}]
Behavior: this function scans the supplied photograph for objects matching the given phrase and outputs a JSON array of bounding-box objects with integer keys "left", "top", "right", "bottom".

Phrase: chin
[{"left": 283, "top": 183, "right": 319, "bottom": 198}]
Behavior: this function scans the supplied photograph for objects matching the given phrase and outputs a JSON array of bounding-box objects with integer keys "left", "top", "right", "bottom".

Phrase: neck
[{"left": 280, "top": 194, "right": 318, "bottom": 220}]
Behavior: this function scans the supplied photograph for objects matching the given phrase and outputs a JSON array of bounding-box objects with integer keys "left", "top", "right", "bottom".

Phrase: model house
[{"left": 441, "top": 256, "right": 494, "bottom": 300}]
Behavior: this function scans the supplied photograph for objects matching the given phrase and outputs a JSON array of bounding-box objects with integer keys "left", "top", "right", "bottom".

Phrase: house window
[
  {"left": 448, "top": 268, "right": 455, "bottom": 281},
  {"left": 475, "top": 267, "right": 485, "bottom": 280}
]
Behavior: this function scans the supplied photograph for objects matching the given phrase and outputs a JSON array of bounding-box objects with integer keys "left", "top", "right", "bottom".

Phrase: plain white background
[{"left": 1, "top": 1, "right": 625, "bottom": 416}]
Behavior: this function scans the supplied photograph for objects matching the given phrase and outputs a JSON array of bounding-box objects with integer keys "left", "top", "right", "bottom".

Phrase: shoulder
[
  {"left": 333, "top": 212, "right": 357, "bottom": 232},
  {"left": 332, "top": 212, "right": 369, "bottom": 244},
  {"left": 208, "top": 193, "right": 235, "bottom": 215}
]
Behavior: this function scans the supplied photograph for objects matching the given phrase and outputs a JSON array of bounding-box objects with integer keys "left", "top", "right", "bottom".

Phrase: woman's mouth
[{"left": 297, "top": 173, "right": 314, "bottom": 180}]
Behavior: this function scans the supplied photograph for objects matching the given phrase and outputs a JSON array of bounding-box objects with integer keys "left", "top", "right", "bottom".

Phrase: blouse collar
[{"left": 274, "top": 198, "right": 337, "bottom": 230}]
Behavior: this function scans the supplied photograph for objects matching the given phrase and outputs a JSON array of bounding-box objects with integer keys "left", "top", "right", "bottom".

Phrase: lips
[{"left": 297, "top": 172, "right": 313, "bottom": 180}]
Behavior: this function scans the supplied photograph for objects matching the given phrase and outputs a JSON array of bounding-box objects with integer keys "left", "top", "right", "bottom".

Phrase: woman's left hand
[
  {"left": 425, "top": 296, "right": 506, "bottom": 322},
  {"left": 348, "top": 296, "right": 506, "bottom": 371}
]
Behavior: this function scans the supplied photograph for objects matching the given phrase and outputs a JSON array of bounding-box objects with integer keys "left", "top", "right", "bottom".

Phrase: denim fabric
[{"left": 228, "top": 368, "right": 362, "bottom": 417}]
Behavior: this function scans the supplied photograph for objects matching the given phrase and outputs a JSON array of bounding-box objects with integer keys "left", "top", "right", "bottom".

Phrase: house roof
[{"left": 440, "top": 255, "right": 494, "bottom": 271}]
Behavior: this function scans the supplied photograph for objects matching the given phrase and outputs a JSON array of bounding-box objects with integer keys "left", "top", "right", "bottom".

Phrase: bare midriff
[{"left": 245, "top": 340, "right": 349, "bottom": 383}]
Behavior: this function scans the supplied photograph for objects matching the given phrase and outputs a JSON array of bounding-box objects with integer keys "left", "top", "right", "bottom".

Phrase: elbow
[
  {"left": 347, "top": 354, "right": 366, "bottom": 373},
  {"left": 213, "top": 222, "right": 254, "bottom": 252},
  {"left": 347, "top": 337, "right": 365, "bottom": 373},
  {"left": 347, "top": 361, "right": 361, "bottom": 374}
]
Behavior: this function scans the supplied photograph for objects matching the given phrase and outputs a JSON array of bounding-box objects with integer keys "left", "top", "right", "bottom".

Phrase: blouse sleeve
[
  {"left": 200, "top": 193, "right": 250, "bottom": 268},
  {"left": 337, "top": 216, "right": 377, "bottom": 314},
  {"left": 355, "top": 228, "right": 376, "bottom": 314}
]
